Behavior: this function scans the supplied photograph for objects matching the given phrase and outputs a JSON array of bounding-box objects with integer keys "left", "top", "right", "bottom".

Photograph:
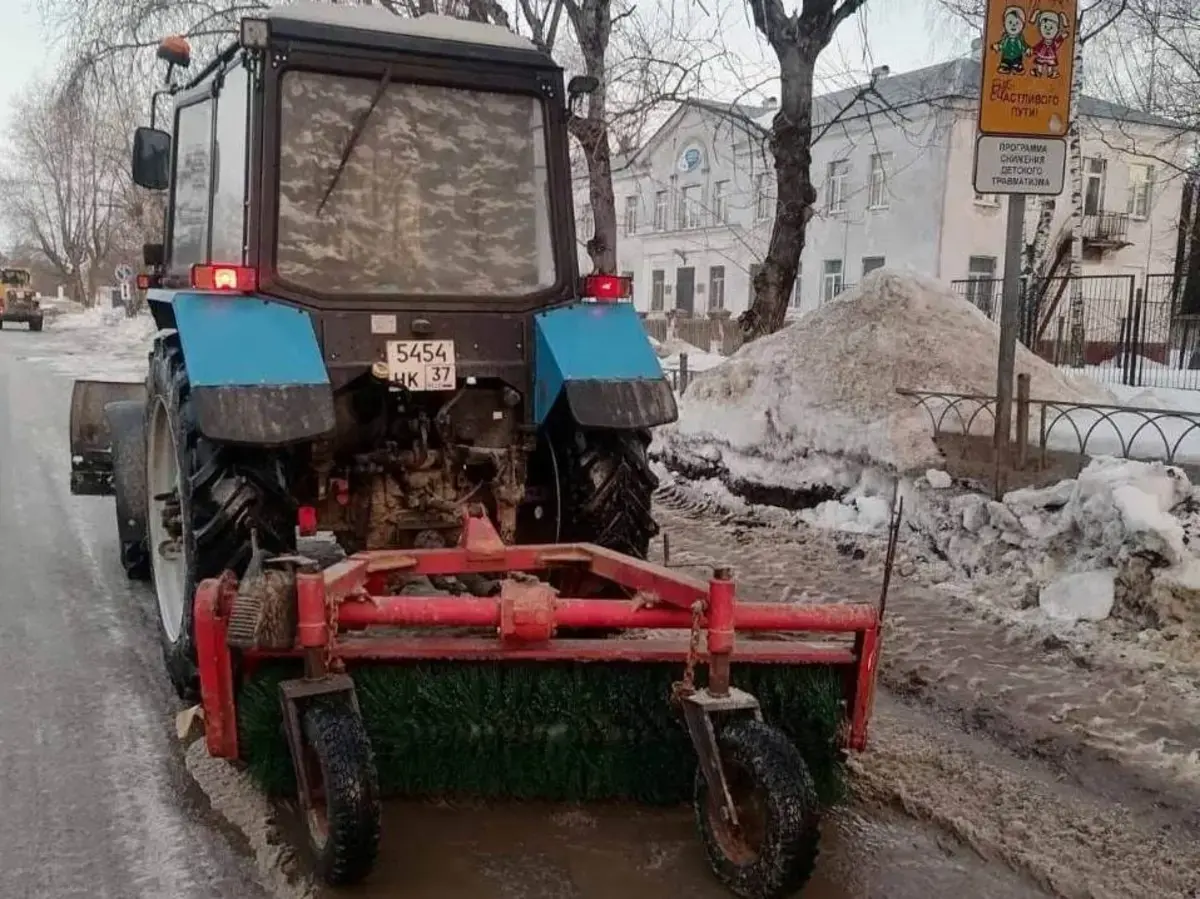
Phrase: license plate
[{"left": 385, "top": 340, "right": 456, "bottom": 391}]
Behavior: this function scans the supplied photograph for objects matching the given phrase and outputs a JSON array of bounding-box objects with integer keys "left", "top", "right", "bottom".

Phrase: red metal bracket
[
  {"left": 194, "top": 572, "right": 239, "bottom": 760},
  {"left": 498, "top": 577, "right": 557, "bottom": 643}
]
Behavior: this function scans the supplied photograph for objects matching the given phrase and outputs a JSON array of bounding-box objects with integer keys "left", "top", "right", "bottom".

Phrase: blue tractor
[{"left": 68, "top": 2, "right": 676, "bottom": 701}]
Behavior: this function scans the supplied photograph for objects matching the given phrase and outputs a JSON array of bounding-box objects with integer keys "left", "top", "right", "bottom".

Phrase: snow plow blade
[{"left": 70, "top": 380, "right": 146, "bottom": 496}]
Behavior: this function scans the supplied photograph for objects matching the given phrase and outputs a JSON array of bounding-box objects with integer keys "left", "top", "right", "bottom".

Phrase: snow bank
[
  {"left": 655, "top": 271, "right": 1112, "bottom": 485},
  {"left": 20, "top": 306, "right": 158, "bottom": 381},
  {"left": 912, "top": 456, "right": 1200, "bottom": 628}
]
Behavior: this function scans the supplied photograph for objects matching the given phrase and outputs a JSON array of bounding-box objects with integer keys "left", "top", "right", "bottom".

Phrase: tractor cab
[
  {"left": 129, "top": 2, "right": 600, "bottom": 317},
  {"left": 1, "top": 267, "right": 33, "bottom": 300}
]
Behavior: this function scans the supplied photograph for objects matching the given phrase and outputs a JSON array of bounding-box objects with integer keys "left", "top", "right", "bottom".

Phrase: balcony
[{"left": 1081, "top": 211, "right": 1132, "bottom": 253}]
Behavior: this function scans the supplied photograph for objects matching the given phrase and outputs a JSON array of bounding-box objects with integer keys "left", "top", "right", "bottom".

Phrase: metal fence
[{"left": 952, "top": 272, "right": 1200, "bottom": 391}]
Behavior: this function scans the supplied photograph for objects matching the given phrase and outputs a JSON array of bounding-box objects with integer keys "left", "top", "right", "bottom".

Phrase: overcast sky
[{"left": 0, "top": 0, "right": 972, "bottom": 131}]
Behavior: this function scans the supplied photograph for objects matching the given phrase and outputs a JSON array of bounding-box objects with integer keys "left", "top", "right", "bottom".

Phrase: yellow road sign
[{"left": 978, "top": 0, "right": 1077, "bottom": 137}]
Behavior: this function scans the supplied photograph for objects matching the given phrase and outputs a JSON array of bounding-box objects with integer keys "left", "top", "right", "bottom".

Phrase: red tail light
[
  {"left": 297, "top": 505, "right": 318, "bottom": 536},
  {"left": 135, "top": 274, "right": 152, "bottom": 290},
  {"left": 191, "top": 264, "right": 257, "bottom": 293},
  {"left": 582, "top": 274, "right": 632, "bottom": 302}
]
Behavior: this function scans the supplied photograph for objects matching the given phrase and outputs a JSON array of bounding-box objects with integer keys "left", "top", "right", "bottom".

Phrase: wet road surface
[
  {"left": 1, "top": 322, "right": 1049, "bottom": 898},
  {"left": 0, "top": 327, "right": 269, "bottom": 898}
]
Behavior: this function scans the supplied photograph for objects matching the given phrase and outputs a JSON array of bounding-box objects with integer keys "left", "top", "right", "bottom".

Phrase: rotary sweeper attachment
[{"left": 194, "top": 503, "right": 900, "bottom": 898}]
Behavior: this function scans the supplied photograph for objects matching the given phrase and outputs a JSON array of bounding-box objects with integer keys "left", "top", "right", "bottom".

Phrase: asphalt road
[
  {"left": 0, "top": 325, "right": 269, "bottom": 899},
  {"left": 0, "top": 320, "right": 1050, "bottom": 899}
]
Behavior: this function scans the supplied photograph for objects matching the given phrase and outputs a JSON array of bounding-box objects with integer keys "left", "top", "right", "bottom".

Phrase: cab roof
[{"left": 263, "top": 4, "right": 539, "bottom": 54}]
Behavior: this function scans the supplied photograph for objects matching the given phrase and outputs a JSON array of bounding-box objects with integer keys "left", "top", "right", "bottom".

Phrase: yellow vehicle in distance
[{"left": 0, "top": 267, "right": 44, "bottom": 331}]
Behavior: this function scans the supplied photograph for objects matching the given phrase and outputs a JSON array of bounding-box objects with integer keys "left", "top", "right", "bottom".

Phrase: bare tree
[
  {"left": 0, "top": 77, "right": 132, "bottom": 304},
  {"left": 735, "top": 0, "right": 869, "bottom": 341}
]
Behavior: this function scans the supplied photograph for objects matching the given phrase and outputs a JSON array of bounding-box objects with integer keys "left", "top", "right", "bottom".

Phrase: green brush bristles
[{"left": 237, "top": 661, "right": 848, "bottom": 807}]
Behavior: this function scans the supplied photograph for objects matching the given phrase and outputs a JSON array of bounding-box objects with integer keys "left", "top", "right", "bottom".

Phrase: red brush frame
[{"left": 194, "top": 509, "right": 884, "bottom": 763}]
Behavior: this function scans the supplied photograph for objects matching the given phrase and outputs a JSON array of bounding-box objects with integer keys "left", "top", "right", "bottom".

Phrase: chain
[{"left": 671, "top": 600, "right": 705, "bottom": 703}]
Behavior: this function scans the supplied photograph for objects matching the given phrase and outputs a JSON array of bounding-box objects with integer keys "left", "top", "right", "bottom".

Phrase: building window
[
  {"left": 650, "top": 269, "right": 665, "bottom": 311},
  {"left": 1127, "top": 164, "right": 1155, "bottom": 219},
  {"left": 708, "top": 265, "right": 726, "bottom": 310},
  {"left": 821, "top": 259, "right": 843, "bottom": 303},
  {"left": 713, "top": 180, "right": 729, "bottom": 224},
  {"left": 862, "top": 256, "right": 885, "bottom": 277},
  {"left": 826, "top": 159, "right": 849, "bottom": 214},
  {"left": 678, "top": 185, "right": 702, "bottom": 230},
  {"left": 965, "top": 255, "right": 997, "bottom": 314},
  {"left": 790, "top": 263, "right": 803, "bottom": 309},
  {"left": 868, "top": 153, "right": 891, "bottom": 209},
  {"left": 653, "top": 190, "right": 668, "bottom": 230},
  {"left": 754, "top": 173, "right": 772, "bottom": 221},
  {"left": 1084, "top": 157, "right": 1107, "bottom": 216},
  {"left": 623, "top": 196, "right": 637, "bottom": 235}
]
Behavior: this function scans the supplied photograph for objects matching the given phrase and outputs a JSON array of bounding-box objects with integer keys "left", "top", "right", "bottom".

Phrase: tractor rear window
[{"left": 275, "top": 70, "right": 557, "bottom": 298}]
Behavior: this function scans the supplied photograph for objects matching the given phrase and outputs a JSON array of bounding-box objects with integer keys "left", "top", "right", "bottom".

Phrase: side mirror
[
  {"left": 567, "top": 75, "right": 599, "bottom": 114},
  {"left": 568, "top": 75, "right": 599, "bottom": 98},
  {"left": 132, "top": 126, "right": 171, "bottom": 191},
  {"left": 143, "top": 243, "right": 165, "bottom": 267}
]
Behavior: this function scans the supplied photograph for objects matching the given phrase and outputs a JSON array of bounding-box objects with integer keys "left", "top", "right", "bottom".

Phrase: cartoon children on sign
[
  {"left": 1030, "top": 10, "right": 1069, "bottom": 77},
  {"left": 992, "top": 6, "right": 1031, "bottom": 74},
  {"left": 990, "top": 5, "right": 1070, "bottom": 78}
]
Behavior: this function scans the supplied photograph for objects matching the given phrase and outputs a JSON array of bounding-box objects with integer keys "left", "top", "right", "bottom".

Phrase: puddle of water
[{"left": 313, "top": 799, "right": 1043, "bottom": 899}]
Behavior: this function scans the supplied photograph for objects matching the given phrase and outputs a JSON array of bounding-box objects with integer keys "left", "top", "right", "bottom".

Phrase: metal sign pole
[
  {"left": 993, "top": 193, "right": 1026, "bottom": 497},
  {"left": 974, "top": 0, "right": 1077, "bottom": 498}
]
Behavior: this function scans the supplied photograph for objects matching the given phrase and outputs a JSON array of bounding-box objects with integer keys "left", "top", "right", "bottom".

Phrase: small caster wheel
[
  {"left": 694, "top": 719, "right": 821, "bottom": 899},
  {"left": 300, "top": 696, "right": 381, "bottom": 886}
]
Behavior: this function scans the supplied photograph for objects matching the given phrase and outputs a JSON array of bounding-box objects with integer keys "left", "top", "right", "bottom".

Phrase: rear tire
[
  {"left": 521, "top": 423, "right": 659, "bottom": 636},
  {"left": 29, "top": 317, "right": 42, "bottom": 332},
  {"left": 300, "top": 696, "right": 381, "bottom": 886},
  {"left": 556, "top": 427, "right": 659, "bottom": 557},
  {"left": 145, "top": 337, "right": 297, "bottom": 700},
  {"left": 694, "top": 719, "right": 822, "bottom": 899}
]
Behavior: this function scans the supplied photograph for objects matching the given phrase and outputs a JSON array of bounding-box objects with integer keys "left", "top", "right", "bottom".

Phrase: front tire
[
  {"left": 694, "top": 719, "right": 822, "bottom": 899},
  {"left": 145, "top": 338, "right": 296, "bottom": 699},
  {"left": 300, "top": 697, "right": 381, "bottom": 886}
]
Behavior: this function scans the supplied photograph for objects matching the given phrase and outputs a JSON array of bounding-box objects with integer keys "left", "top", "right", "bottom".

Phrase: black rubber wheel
[
  {"left": 120, "top": 539, "right": 151, "bottom": 581},
  {"left": 520, "top": 423, "right": 659, "bottom": 635},
  {"left": 694, "top": 719, "right": 822, "bottom": 899},
  {"left": 145, "top": 337, "right": 296, "bottom": 700},
  {"left": 300, "top": 696, "right": 381, "bottom": 886},
  {"left": 557, "top": 427, "right": 659, "bottom": 557},
  {"left": 29, "top": 317, "right": 42, "bottom": 332}
]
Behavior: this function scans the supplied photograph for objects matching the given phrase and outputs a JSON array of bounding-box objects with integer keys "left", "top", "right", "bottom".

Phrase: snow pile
[
  {"left": 654, "top": 271, "right": 1111, "bottom": 496},
  {"left": 652, "top": 336, "right": 726, "bottom": 378},
  {"left": 21, "top": 306, "right": 158, "bottom": 381},
  {"left": 912, "top": 456, "right": 1200, "bottom": 628}
]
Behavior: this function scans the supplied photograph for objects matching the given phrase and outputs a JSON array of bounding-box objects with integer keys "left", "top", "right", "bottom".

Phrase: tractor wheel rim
[
  {"left": 147, "top": 397, "right": 187, "bottom": 644},
  {"left": 708, "top": 759, "right": 768, "bottom": 867}
]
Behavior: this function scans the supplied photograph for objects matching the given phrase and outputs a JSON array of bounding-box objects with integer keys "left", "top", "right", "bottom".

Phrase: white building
[{"left": 580, "top": 56, "right": 1193, "bottom": 323}]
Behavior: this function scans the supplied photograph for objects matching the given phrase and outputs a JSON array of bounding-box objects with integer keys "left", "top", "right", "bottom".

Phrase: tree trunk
[
  {"left": 564, "top": 0, "right": 617, "bottom": 276},
  {"left": 570, "top": 115, "right": 618, "bottom": 274},
  {"left": 1025, "top": 199, "right": 1055, "bottom": 279},
  {"left": 1065, "top": 37, "right": 1087, "bottom": 367},
  {"left": 739, "top": 46, "right": 815, "bottom": 342}
]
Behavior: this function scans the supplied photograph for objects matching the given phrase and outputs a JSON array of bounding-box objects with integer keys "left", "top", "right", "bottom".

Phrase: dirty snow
[
  {"left": 654, "top": 271, "right": 1111, "bottom": 481},
  {"left": 13, "top": 306, "right": 158, "bottom": 381}
]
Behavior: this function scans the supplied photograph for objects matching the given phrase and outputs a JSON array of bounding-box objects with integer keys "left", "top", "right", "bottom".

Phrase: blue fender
[
  {"left": 150, "top": 291, "right": 335, "bottom": 446},
  {"left": 532, "top": 301, "right": 677, "bottom": 429}
]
